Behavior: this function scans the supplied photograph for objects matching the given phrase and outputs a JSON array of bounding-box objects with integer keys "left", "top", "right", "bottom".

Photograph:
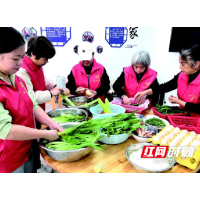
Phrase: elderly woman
[
  {"left": 113, "top": 51, "right": 159, "bottom": 105},
  {"left": 134, "top": 44, "right": 200, "bottom": 117}
]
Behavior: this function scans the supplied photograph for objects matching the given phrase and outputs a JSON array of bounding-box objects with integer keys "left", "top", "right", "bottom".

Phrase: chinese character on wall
[{"left": 129, "top": 27, "right": 138, "bottom": 39}]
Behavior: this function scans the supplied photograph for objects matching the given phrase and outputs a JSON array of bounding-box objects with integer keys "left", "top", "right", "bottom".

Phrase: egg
[
  {"left": 161, "top": 139, "right": 168, "bottom": 145},
  {"left": 164, "top": 136, "right": 171, "bottom": 142},
  {"left": 180, "top": 141, "right": 188, "bottom": 147},
  {"left": 190, "top": 131, "right": 197, "bottom": 137},
  {"left": 176, "top": 135, "right": 184, "bottom": 140},
  {"left": 174, "top": 137, "right": 181, "bottom": 143},
  {"left": 181, "top": 130, "right": 188, "bottom": 134},
  {"left": 168, "top": 134, "right": 174, "bottom": 140},
  {"left": 190, "top": 135, "right": 196, "bottom": 139},
  {"left": 168, "top": 125, "right": 174, "bottom": 132},
  {"left": 173, "top": 139, "right": 180, "bottom": 146},
  {"left": 153, "top": 136, "right": 160, "bottom": 142},
  {"left": 171, "top": 131, "right": 178, "bottom": 136},
  {"left": 193, "top": 140, "right": 200, "bottom": 145},
  {"left": 180, "top": 131, "right": 187, "bottom": 137},
  {"left": 196, "top": 137, "right": 200, "bottom": 142},
  {"left": 197, "top": 134, "right": 200, "bottom": 139},
  {"left": 157, "top": 134, "right": 163, "bottom": 139},
  {"left": 169, "top": 142, "right": 176, "bottom": 147},
  {"left": 184, "top": 136, "right": 193, "bottom": 143},
  {"left": 174, "top": 127, "right": 180, "bottom": 132},
  {"left": 183, "top": 140, "right": 190, "bottom": 146}
]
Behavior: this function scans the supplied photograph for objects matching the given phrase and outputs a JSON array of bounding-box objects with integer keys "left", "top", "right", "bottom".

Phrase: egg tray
[{"left": 148, "top": 126, "right": 200, "bottom": 170}]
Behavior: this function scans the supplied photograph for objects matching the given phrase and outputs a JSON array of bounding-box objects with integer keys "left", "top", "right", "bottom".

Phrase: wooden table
[{"left": 40, "top": 109, "right": 200, "bottom": 173}]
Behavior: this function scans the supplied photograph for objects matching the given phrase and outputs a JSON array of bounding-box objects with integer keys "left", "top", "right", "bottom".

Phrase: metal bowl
[
  {"left": 125, "top": 143, "right": 175, "bottom": 173},
  {"left": 39, "top": 122, "right": 92, "bottom": 162},
  {"left": 62, "top": 96, "right": 98, "bottom": 111},
  {"left": 47, "top": 108, "right": 88, "bottom": 123}
]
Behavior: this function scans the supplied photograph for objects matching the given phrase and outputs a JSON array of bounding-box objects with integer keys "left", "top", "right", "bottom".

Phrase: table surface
[{"left": 40, "top": 109, "right": 200, "bottom": 173}]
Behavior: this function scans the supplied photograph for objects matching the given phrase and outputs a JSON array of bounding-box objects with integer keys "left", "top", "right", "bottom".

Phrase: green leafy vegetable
[
  {"left": 60, "top": 94, "right": 76, "bottom": 106},
  {"left": 98, "top": 98, "right": 112, "bottom": 113},
  {"left": 46, "top": 129, "right": 104, "bottom": 151},
  {"left": 155, "top": 104, "right": 187, "bottom": 115},
  {"left": 145, "top": 118, "right": 166, "bottom": 127}
]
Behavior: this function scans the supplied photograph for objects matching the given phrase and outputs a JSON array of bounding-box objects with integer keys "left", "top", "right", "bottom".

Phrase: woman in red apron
[
  {"left": 66, "top": 42, "right": 110, "bottom": 102},
  {"left": 134, "top": 44, "right": 200, "bottom": 117},
  {"left": 0, "top": 28, "right": 63, "bottom": 173},
  {"left": 113, "top": 51, "right": 159, "bottom": 106}
]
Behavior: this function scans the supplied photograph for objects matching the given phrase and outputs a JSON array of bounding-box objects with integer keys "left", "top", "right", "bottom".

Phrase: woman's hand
[
  {"left": 133, "top": 91, "right": 147, "bottom": 102},
  {"left": 49, "top": 121, "right": 64, "bottom": 133},
  {"left": 137, "top": 95, "right": 147, "bottom": 104},
  {"left": 76, "top": 87, "right": 86, "bottom": 95},
  {"left": 123, "top": 96, "right": 131, "bottom": 105},
  {"left": 50, "top": 87, "right": 64, "bottom": 96},
  {"left": 44, "top": 130, "right": 59, "bottom": 141},
  {"left": 168, "top": 96, "right": 186, "bottom": 108},
  {"left": 85, "top": 89, "right": 97, "bottom": 99}
]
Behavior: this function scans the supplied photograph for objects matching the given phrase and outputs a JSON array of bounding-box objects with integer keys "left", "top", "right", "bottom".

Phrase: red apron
[
  {"left": 177, "top": 72, "right": 200, "bottom": 117},
  {"left": 21, "top": 55, "right": 46, "bottom": 110},
  {"left": 123, "top": 66, "right": 157, "bottom": 98},
  {"left": 0, "top": 76, "right": 35, "bottom": 173},
  {"left": 72, "top": 59, "right": 105, "bottom": 101}
]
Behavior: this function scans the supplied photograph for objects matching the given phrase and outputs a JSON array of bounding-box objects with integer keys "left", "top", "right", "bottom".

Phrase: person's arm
[
  {"left": 134, "top": 73, "right": 180, "bottom": 100},
  {"left": 0, "top": 92, "right": 63, "bottom": 141},
  {"left": 151, "top": 72, "right": 180, "bottom": 94},
  {"left": 44, "top": 76, "right": 56, "bottom": 91},
  {"left": 113, "top": 71, "right": 126, "bottom": 98},
  {"left": 17, "top": 68, "right": 52, "bottom": 104},
  {"left": 66, "top": 71, "right": 78, "bottom": 95},
  {"left": 95, "top": 68, "right": 110, "bottom": 96}
]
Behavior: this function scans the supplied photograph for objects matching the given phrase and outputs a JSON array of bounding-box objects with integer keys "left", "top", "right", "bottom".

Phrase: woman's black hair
[
  {"left": 0, "top": 27, "right": 25, "bottom": 54},
  {"left": 26, "top": 36, "right": 56, "bottom": 60},
  {"left": 180, "top": 44, "right": 200, "bottom": 65}
]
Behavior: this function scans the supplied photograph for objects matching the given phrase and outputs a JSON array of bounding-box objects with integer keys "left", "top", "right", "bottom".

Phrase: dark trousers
[{"left": 31, "top": 121, "right": 42, "bottom": 170}]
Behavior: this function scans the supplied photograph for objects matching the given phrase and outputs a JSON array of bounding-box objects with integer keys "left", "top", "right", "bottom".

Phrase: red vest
[
  {"left": 177, "top": 72, "right": 200, "bottom": 117},
  {"left": 21, "top": 55, "right": 46, "bottom": 110},
  {"left": 72, "top": 59, "right": 105, "bottom": 101},
  {"left": 124, "top": 66, "right": 157, "bottom": 97},
  {"left": 0, "top": 76, "right": 35, "bottom": 173}
]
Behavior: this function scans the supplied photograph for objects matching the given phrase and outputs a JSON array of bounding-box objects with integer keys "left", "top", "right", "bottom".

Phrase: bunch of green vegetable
[
  {"left": 59, "top": 111, "right": 143, "bottom": 137},
  {"left": 155, "top": 104, "right": 187, "bottom": 115},
  {"left": 98, "top": 98, "right": 112, "bottom": 113},
  {"left": 43, "top": 129, "right": 104, "bottom": 151},
  {"left": 52, "top": 113, "right": 85, "bottom": 123},
  {"left": 145, "top": 118, "right": 166, "bottom": 127},
  {"left": 43, "top": 111, "right": 143, "bottom": 151}
]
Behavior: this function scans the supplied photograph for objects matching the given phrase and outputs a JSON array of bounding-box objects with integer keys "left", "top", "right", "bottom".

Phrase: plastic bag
[{"left": 111, "top": 97, "right": 150, "bottom": 113}]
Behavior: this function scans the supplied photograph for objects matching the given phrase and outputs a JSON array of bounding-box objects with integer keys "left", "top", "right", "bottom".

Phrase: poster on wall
[
  {"left": 40, "top": 27, "right": 71, "bottom": 47},
  {"left": 22, "top": 27, "right": 37, "bottom": 40},
  {"left": 105, "top": 27, "right": 128, "bottom": 48}
]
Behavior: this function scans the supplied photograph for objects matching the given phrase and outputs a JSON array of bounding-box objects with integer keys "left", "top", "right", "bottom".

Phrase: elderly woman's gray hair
[{"left": 131, "top": 51, "right": 151, "bottom": 68}]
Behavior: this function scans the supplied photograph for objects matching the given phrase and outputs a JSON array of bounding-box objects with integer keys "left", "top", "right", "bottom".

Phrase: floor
[{"left": 37, "top": 155, "right": 59, "bottom": 173}]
